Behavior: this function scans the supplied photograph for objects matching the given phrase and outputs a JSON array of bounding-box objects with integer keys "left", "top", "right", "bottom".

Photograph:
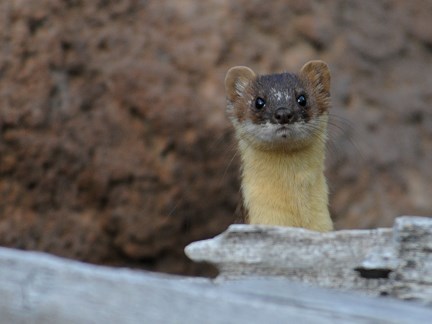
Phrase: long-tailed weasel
[{"left": 225, "top": 60, "right": 333, "bottom": 232}]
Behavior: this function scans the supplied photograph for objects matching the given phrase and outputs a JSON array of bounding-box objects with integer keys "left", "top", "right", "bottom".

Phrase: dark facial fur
[
  {"left": 225, "top": 61, "right": 331, "bottom": 151},
  {"left": 246, "top": 73, "right": 315, "bottom": 125}
]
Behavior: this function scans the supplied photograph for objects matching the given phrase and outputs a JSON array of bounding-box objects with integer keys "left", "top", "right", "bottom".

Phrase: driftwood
[
  {"left": 1, "top": 245, "right": 432, "bottom": 323},
  {"left": 186, "top": 216, "right": 432, "bottom": 304},
  {"left": 1, "top": 216, "right": 432, "bottom": 322}
]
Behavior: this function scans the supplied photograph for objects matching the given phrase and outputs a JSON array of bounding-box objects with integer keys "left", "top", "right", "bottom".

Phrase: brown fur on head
[{"left": 225, "top": 61, "right": 331, "bottom": 152}]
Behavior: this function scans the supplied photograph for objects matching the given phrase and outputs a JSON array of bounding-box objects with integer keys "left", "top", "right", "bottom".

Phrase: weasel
[{"left": 225, "top": 60, "right": 333, "bottom": 232}]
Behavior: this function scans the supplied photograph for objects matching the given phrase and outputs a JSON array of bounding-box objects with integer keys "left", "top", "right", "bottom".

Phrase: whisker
[
  {"left": 326, "top": 113, "right": 365, "bottom": 161},
  {"left": 219, "top": 147, "right": 240, "bottom": 186}
]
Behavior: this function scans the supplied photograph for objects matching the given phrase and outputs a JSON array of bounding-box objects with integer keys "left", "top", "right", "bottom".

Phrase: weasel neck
[{"left": 238, "top": 136, "right": 332, "bottom": 232}]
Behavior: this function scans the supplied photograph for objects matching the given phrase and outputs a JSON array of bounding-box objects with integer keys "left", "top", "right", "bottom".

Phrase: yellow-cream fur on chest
[{"left": 238, "top": 121, "right": 332, "bottom": 232}]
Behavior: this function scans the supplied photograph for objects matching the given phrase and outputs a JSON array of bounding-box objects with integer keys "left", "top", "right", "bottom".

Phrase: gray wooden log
[
  {"left": 385, "top": 216, "right": 432, "bottom": 301},
  {"left": 186, "top": 216, "right": 432, "bottom": 304},
  {"left": 186, "top": 224, "right": 393, "bottom": 294},
  {"left": 1, "top": 246, "right": 432, "bottom": 323}
]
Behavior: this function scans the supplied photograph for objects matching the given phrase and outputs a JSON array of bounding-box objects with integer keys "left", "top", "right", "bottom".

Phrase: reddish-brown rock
[{"left": 0, "top": 0, "right": 431, "bottom": 276}]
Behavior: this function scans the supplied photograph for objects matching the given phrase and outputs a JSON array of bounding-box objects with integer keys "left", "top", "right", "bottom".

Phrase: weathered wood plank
[
  {"left": 186, "top": 216, "right": 432, "bottom": 304},
  {"left": 386, "top": 216, "right": 432, "bottom": 300},
  {"left": 1, "top": 246, "right": 431, "bottom": 323},
  {"left": 186, "top": 224, "right": 393, "bottom": 293}
]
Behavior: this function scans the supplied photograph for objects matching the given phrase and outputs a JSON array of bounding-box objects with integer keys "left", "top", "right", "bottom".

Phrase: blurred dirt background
[{"left": 0, "top": 0, "right": 431, "bottom": 276}]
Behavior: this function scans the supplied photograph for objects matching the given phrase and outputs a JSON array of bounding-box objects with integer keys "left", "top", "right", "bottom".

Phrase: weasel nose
[{"left": 274, "top": 107, "right": 295, "bottom": 124}]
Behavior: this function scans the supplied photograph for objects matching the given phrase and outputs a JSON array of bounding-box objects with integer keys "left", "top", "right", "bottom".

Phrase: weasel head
[{"left": 225, "top": 60, "right": 331, "bottom": 152}]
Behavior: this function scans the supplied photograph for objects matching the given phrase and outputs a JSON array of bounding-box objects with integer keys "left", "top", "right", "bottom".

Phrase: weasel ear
[
  {"left": 225, "top": 66, "right": 256, "bottom": 101},
  {"left": 300, "top": 60, "right": 331, "bottom": 95}
]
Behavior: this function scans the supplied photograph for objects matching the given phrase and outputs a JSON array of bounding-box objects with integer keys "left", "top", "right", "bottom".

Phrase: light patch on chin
[
  {"left": 240, "top": 121, "right": 308, "bottom": 143},
  {"left": 235, "top": 118, "right": 324, "bottom": 149},
  {"left": 242, "top": 121, "right": 280, "bottom": 142}
]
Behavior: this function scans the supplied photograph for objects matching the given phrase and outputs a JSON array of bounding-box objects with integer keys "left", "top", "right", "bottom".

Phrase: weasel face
[{"left": 225, "top": 61, "right": 331, "bottom": 151}]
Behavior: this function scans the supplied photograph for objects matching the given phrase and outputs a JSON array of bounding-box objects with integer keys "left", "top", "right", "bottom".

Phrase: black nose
[{"left": 274, "top": 107, "right": 296, "bottom": 124}]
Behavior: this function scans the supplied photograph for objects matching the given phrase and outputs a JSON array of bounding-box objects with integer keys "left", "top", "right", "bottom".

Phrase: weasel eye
[
  {"left": 297, "top": 95, "right": 307, "bottom": 107},
  {"left": 255, "top": 97, "right": 266, "bottom": 109}
]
